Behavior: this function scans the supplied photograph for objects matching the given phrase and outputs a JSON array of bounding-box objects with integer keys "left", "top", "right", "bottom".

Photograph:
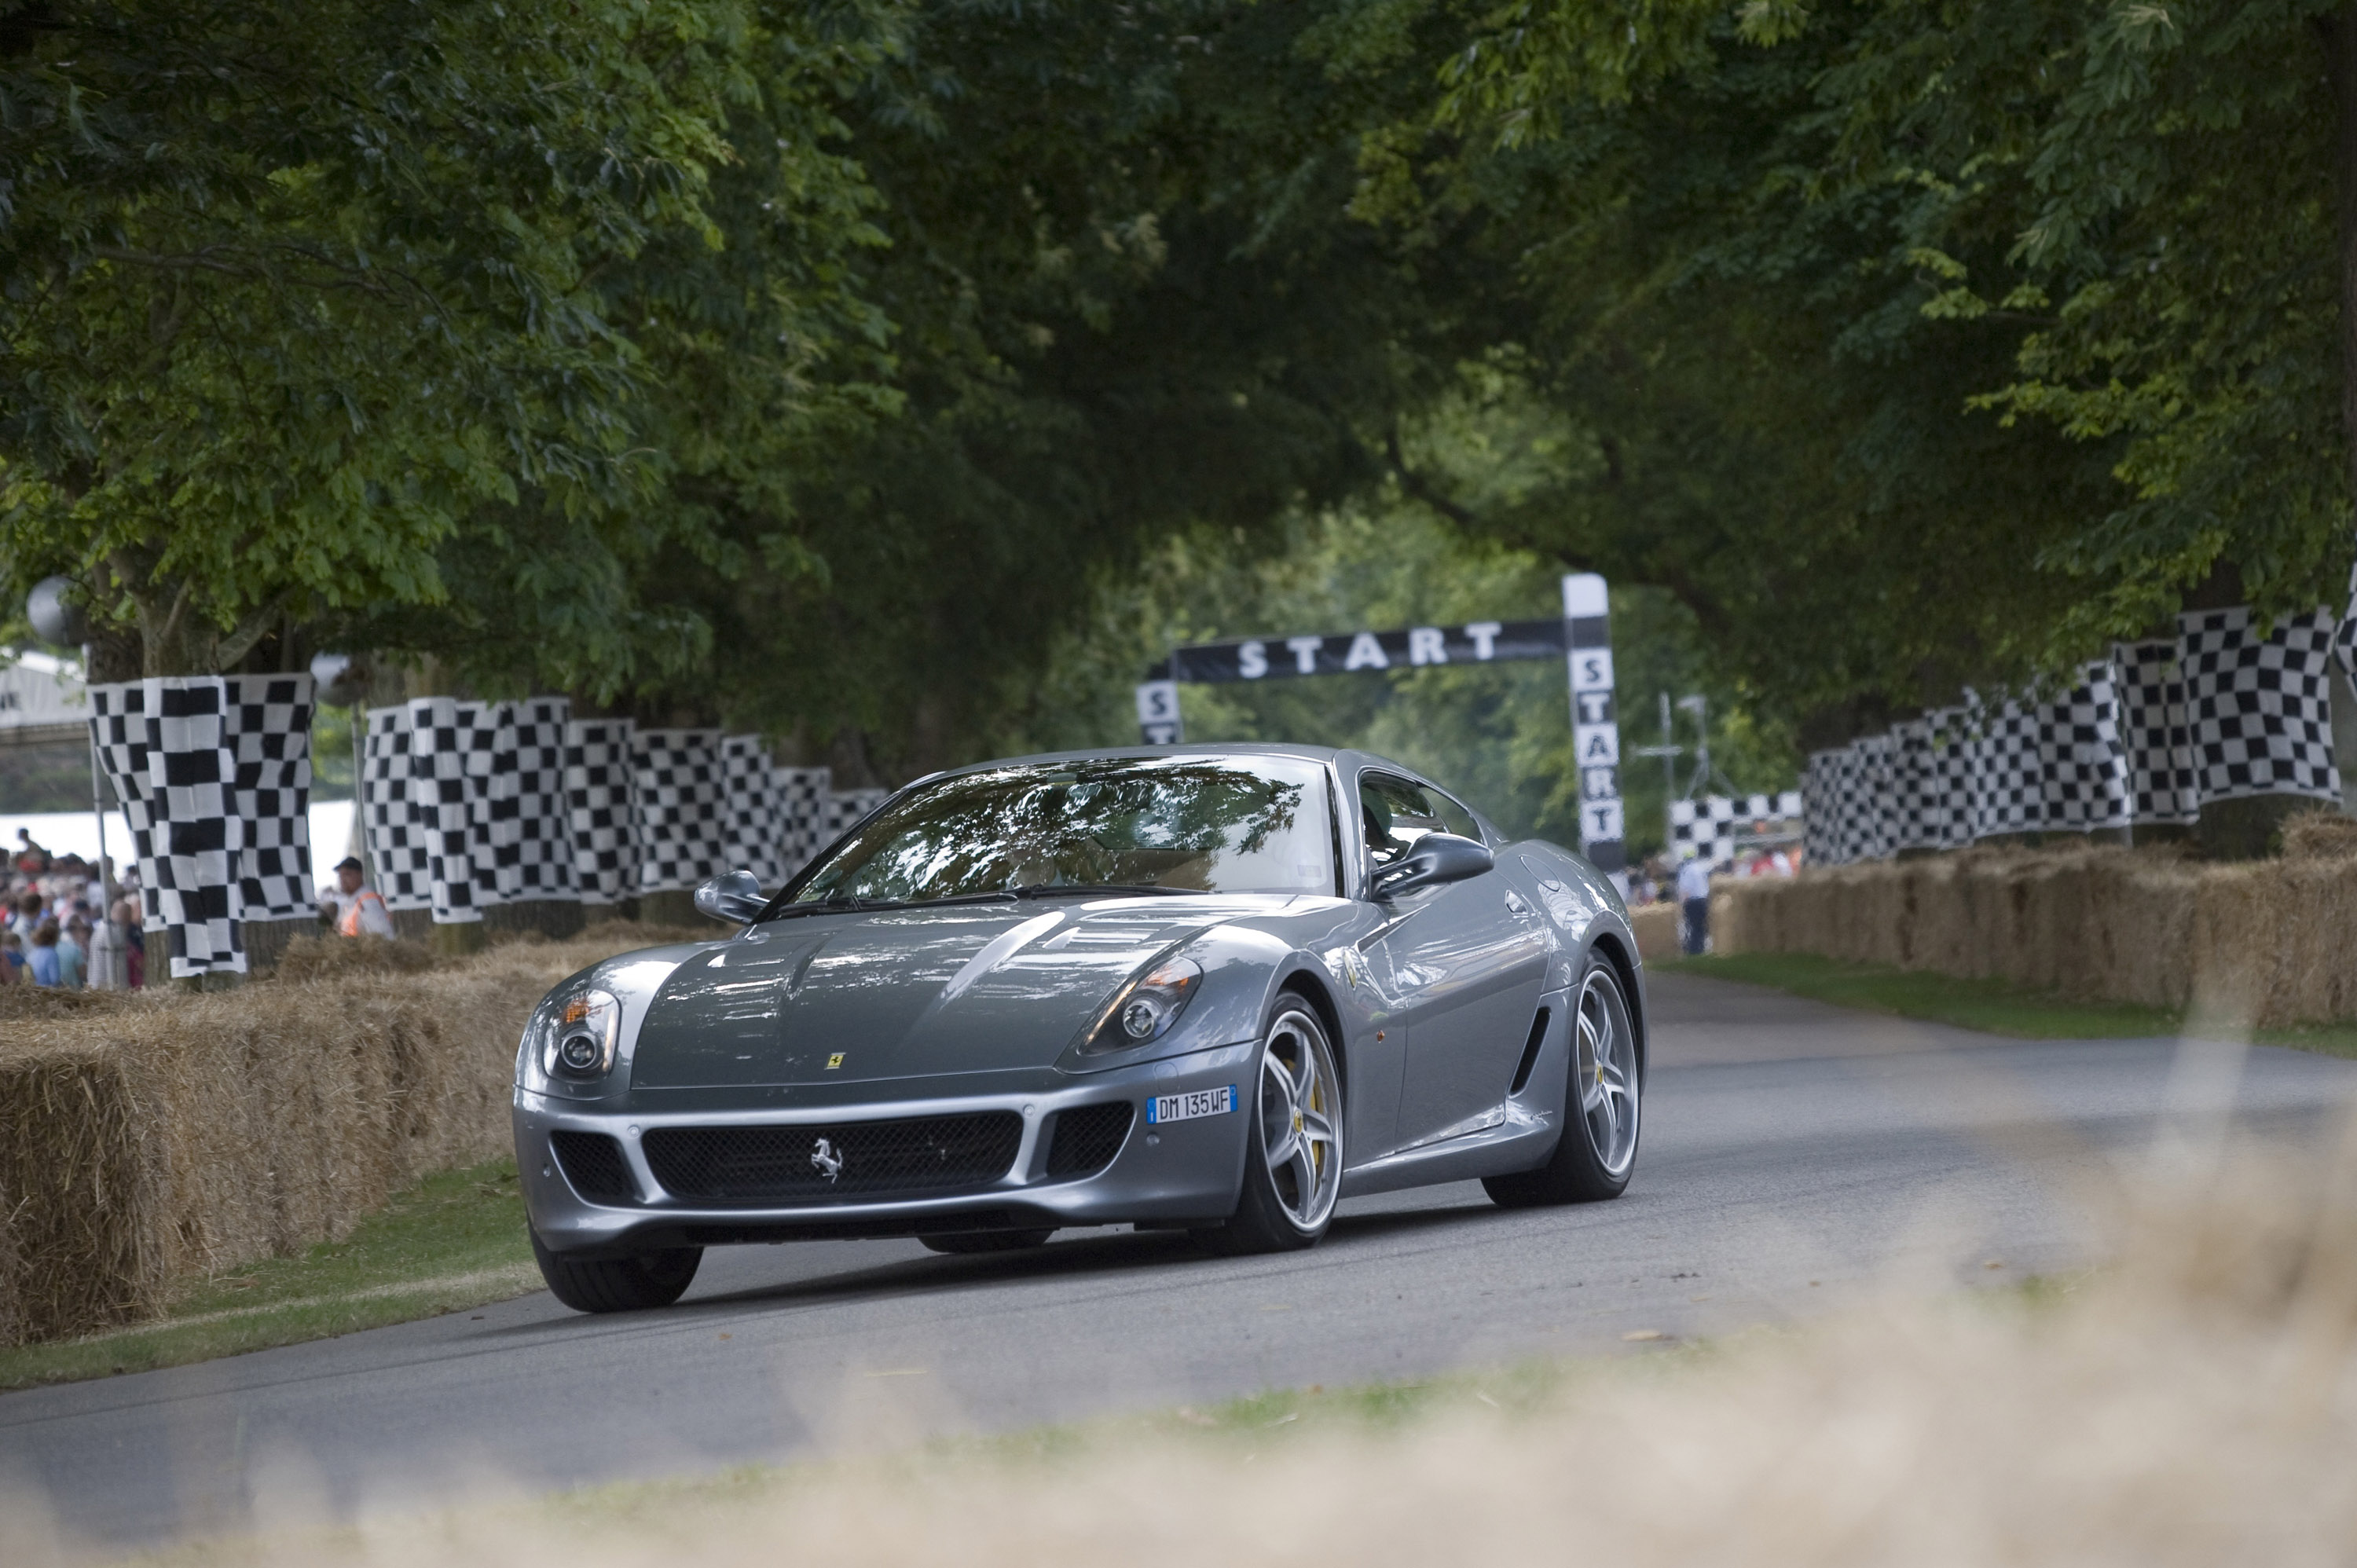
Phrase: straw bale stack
[
  {"left": 0, "top": 924, "right": 700, "bottom": 1348},
  {"left": 1716, "top": 834, "right": 2357, "bottom": 1028}
]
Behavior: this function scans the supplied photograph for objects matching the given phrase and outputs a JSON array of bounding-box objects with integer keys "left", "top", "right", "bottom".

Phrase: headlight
[
  {"left": 1080, "top": 957, "right": 1203, "bottom": 1054},
  {"left": 530, "top": 988, "right": 622, "bottom": 1083}
]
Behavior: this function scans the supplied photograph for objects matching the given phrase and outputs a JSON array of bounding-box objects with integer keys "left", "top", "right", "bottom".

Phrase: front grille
[
  {"left": 1045, "top": 1101, "right": 1135, "bottom": 1178},
  {"left": 550, "top": 1130, "right": 636, "bottom": 1203},
  {"left": 643, "top": 1112, "right": 1025, "bottom": 1204}
]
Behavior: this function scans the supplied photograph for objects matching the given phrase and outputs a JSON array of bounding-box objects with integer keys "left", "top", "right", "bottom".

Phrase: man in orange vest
[{"left": 319, "top": 856, "right": 395, "bottom": 938}]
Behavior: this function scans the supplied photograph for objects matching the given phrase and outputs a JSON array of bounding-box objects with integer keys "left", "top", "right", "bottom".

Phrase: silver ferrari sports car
[{"left": 515, "top": 746, "right": 1645, "bottom": 1312}]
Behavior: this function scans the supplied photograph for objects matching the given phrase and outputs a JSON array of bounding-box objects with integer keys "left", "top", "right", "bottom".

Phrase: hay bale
[
  {"left": 1629, "top": 903, "right": 1677, "bottom": 962},
  {"left": 0, "top": 925, "right": 707, "bottom": 1346},
  {"left": 1717, "top": 841, "right": 2357, "bottom": 1029}
]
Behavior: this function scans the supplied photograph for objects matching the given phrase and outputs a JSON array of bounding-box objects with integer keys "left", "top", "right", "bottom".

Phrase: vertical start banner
[{"left": 1563, "top": 573, "right": 1626, "bottom": 877}]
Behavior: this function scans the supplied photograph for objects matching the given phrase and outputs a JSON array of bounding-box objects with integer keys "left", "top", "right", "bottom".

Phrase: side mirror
[
  {"left": 694, "top": 869, "right": 767, "bottom": 925},
  {"left": 1370, "top": 833, "right": 1494, "bottom": 899}
]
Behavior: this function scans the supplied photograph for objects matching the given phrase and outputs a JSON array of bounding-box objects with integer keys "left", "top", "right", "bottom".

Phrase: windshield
[{"left": 778, "top": 756, "right": 1337, "bottom": 908}]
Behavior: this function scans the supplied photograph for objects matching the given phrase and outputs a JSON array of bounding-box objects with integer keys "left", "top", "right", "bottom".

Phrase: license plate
[{"left": 1146, "top": 1085, "right": 1236, "bottom": 1126}]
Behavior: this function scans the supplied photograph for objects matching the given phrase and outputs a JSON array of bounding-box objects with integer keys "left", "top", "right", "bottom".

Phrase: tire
[
  {"left": 530, "top": 1229, "right": 702, "bottom": 1313},
  {"left": 919, "top": 1229, "right": 1054, "bottom": 1255},
  {"left": 1192, "top": 993, "right": 1345, "bottom": 1256},
  {"left": 1484, "top": 952, "right": 1642, "bottom": 1208}
]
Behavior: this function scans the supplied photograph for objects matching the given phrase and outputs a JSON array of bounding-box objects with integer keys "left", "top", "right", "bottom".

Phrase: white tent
[{"left": 0, "top": 650, "right": 88, "bottom": 749}]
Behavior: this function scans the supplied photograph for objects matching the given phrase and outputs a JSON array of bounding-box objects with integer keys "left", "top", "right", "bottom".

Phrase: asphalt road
[{"left": 8, "top": 969, "right": 2355, "bottom": 1550}]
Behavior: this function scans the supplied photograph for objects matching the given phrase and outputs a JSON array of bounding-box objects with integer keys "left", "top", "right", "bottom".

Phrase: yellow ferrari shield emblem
[{"left": 826, "top": 1053, "right": 845, "bottom": 1070}]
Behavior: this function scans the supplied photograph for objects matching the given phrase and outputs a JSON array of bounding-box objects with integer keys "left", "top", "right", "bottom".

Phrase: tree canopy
[{"left": 3, "top": 0, "right": 2351, "bottom": 779}]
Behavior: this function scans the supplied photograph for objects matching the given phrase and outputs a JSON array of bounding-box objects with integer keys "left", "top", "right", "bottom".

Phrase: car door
[{"left": 1356, "top": 771, "right": 1550, "bottom": 1151}]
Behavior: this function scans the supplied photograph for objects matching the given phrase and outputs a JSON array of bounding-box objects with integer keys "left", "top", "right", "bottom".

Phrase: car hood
[{"left": 627, "top": 896, "right": 1282, "bottom": 1089}]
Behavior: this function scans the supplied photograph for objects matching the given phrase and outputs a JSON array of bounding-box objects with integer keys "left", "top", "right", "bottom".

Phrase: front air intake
[
  {"left": 1045, "top": 1101, "right": 1135, "bottom": 1178},
  {"left": 643, "top": 1113, "right": 1024, "bottom": 1204},
  {"left": 550, "top": 1130, "right": 636, "bottom": 1203}
]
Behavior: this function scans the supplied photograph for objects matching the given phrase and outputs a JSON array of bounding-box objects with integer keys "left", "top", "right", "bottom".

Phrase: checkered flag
[
  {"left": 564, "top": 716, "right": 640, "bottom": 905},
  {"left": 2336, "top": 559, "right": 2357, "bottom": 687},
  {"left": 361, "top": 705, "right": 432, "bottom": 912},
  {"left": 2035, "top": 661, "right": 2130, "bottom": 832},
  {"left": 1924, "top": 708, "right": 1975, "bottom": 848},
  {"left": 2109, "top": 640, "right": 2199, "bottom": 825},
  {"left": 1802, "top": 749, "right": 1842, "bottom": 866},
  {"left": 88, "top": 683, "right": 159, "bottom": 919},
  {"left": 1889, "top": 720, "right": 1942, "bottom": 851},
  {"left": 222, "top": 674, "right": 315, "bottom": 919},
  {"left": 1668, "top": 798, "right": 1728, "bottom": 867},
  {"left": 772, "top": 765, "right": 834, "bottom": 881},
  {"left": 147, "top": 678, "right": 246, "bottom": 976},
  {"left": 478, "top": 698, "right": 575, "bottom": 903},
  {"left": 720, "top": 735, "right": 785, "bottom": 888},
  {"left": 2176, "top": 606, "right": 2341, "bottom": 805},
  {"left": 1853, "top": 735, "right": 1896, "bottom": 861},
  {"left": 634, "top": 728, "right": 729, "bottom": 893},
  {"left": 1965, "top": 694, "right": 2044, "bottom": 838},
  {"left": 405, "top": 696, "right": 490, "bottom": 923}
]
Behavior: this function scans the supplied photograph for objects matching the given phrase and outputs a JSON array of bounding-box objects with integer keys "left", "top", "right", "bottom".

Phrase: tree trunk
[{"left": 2333, "top": 5, "right": 2357, "bottom": 521}]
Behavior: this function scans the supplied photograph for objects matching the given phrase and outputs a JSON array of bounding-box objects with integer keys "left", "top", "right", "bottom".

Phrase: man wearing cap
[{"left": 319, "top": 856, "right": 395, "bottom": 938}]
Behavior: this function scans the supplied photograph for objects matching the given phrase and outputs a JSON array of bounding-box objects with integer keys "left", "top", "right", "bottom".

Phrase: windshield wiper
[
  {"left": 1009, "top": 883, "right": 1189, "bottom": 899},
  {"left": 764, "top": 892, "right": 912, "bottom": 921}
]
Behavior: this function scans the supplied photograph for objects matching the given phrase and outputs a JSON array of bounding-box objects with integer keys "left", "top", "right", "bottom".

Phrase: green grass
[
  {"left": 0, "top": 1160, "right": 538, "bottom": 1393},
  {"left": 1667, "top": 952, "right": 2357, "bottom": 1059}
]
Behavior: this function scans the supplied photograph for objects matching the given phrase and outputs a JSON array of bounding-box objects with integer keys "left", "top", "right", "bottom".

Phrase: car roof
[{"left": 914, "top": 745, "right": 1503, "bottom": 843}]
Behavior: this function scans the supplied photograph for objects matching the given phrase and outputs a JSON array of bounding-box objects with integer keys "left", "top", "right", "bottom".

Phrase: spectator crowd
[{"left": 2, "top": 826, "right": 141, "bottom": 990}]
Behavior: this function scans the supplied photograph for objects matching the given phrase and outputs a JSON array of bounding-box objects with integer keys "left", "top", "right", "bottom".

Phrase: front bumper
[{"left": 516, "top": 1040, "right": 1258, "bottom": 1256}]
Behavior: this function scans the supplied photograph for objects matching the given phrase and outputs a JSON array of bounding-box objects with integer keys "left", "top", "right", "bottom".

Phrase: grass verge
[
  {"left": 0, "top": 1160, "right": 535, "bottom": 1393},
  {"left": 1667, "top": 951, "right": 2357, "bottom": 1058}
]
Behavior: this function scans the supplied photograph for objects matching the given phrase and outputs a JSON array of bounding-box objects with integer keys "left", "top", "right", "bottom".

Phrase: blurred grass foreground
[{"left": 35, "top": 1115, "right": 2357, "bottom": 1568}]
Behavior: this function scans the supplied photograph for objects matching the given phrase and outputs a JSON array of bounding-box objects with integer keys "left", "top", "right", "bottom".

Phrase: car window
[
  {"left": 782, "top": 755, "right": 1336, "bottom": 906},
  {"left": 1428, "top": 789, "right": 1481, "bottom": 843},
  {"left": 1360, "top": 773, "right": 1446, "bottom": 867}
]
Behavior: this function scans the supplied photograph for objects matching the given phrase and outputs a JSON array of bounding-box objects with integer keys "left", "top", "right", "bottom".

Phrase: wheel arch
[
  {"left": 1271, "top": 959, "right": 1350, "bottom": 1105},
  {"left": 1586, "top": 929, "right": 1646, "bottom": 1079}
]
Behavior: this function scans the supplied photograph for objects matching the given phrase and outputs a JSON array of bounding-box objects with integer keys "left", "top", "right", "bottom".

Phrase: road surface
[{"left": 6, "top": 969, "right": 2353, "bottom": 1548}]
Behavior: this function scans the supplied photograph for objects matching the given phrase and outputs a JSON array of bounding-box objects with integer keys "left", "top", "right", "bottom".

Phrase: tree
[{"left": 0, "top": 1, "right": 787, "bottom": 676}]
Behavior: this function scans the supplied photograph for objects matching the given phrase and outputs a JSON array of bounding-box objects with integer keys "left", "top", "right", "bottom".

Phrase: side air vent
[
  {"left": 550, "top": 1130, "right": 636, "bottom": 1203},
  {"left": 1508, "top": 1007, "right": 1552, "bottom": 1097},
  {"left": 1045, "top": 1102, "right": 1136, "bottom": 1178}
]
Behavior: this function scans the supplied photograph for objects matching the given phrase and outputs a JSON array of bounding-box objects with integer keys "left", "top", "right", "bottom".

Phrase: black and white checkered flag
[
  {"left": 1966, "top": 694, "right": 2044, "bottom": 839},
  {"left": 721, "top": 735, "right": 786, "bottom": 888},
  {"left": 2176, "top": 606, "right": 2341, "bottom": 805},
  {"left": 2112, "top": 639, "right": 2200, "bottom": 824},
  {"left": 772, "top": 765, "right": 833, "bottom": 881},
  {"left": 563, "top": 716, "right": 640, "bottom": 906},
  {"left": 1830, "top": 743, "right": 1875, "bottom": 864},
  {"left": 361, "top": 705, "right": 432, "bottom": 912},
  {"left": 1889, "top": 719, "right": 1943, "bottom": 851},
  {"left": 634, "top": 728, "right": 729, "bottom": 893},
  {"left": 827, "top": 788, "right": 890, "bottom": 847},
  {"left": 1802, "top": 749, "right": 1842, "bottom": 866},
  {"left": 403, "top": 696, "right": 492, "bottom": 923},
  {"left": 481, "top": 698, "right": 576, "bottom": 903},
  {"left": 1925, "top": 708, "right": 1975, "bottom": 848},
  {"left": 148, "top": 679, "right": 247, "bottom": 976},
  {"left": 87, "top": 682, "right": 159, "bottom": 920},
  {"left": 2035, "top": 661, "right": 2130, "bottom": 833},
  {"left": 222, "top": 674, "right": 315, "bottom": 920}
]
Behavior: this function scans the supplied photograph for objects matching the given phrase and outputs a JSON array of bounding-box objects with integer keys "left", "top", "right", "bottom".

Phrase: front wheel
[
  {"left": 1192, "top": 994, "right": 1344, "bottom": 1256},
  {"left": 531, "top": 1229, "right": 702, "bottom": 1313},
  {"left": 1484, "top": 953, "right": 1641, "bottom": 1208}
]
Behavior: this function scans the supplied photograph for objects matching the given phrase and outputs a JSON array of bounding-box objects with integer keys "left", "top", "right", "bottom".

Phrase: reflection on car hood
[{"left": 629, "top": 895, "right": 1281, "bottom": 1088}]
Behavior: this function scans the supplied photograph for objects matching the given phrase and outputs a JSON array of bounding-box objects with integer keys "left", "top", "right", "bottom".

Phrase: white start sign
[{"left": 1563, "top": 573, "right": 1625, "bottom": 876}]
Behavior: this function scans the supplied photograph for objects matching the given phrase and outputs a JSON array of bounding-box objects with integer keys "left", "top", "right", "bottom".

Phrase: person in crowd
[
  {"left": 0, "top": 928, "right": 14, "bottom": 985},
  {"left": 11, "top": 889, "right": 44, "bottom": 940},
  {"left": 27, "top": 918, "right": 61, "bottom": 986},
  {"left": 319, "top": 856, "right": 395, "bottom": 937},
  {"left": 57, "top": 915, "right": 88, "bottom": 989},
  {"left": 13, "top": 828, "right": 48, "bottom": 877},
  {"left": 1676, "top": 850, "right": 1714, "bottom": 956},
  {"left": 115, "top": 897, "right": 144, "bottom": 990}
]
